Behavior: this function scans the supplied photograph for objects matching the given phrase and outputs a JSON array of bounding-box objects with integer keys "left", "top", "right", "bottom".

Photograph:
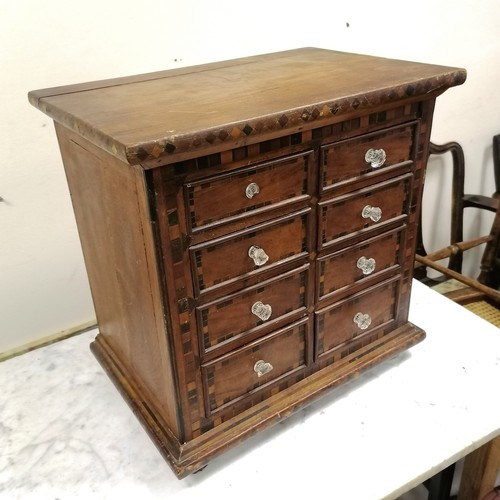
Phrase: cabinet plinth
[{"left": 29, "top": 48, "right": 466, "bottom": 478}]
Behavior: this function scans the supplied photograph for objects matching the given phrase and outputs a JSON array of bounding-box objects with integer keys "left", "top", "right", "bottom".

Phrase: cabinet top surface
[{"left": 29, "top": 48, "right": 466, "bottom": 165}]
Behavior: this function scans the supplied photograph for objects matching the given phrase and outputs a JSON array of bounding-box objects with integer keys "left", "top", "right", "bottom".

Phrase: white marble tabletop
[{"left": 1, "top": 280, "right": 499, "bottom": 500}]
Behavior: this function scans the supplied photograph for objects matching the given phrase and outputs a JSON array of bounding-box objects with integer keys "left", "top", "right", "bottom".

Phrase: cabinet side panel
[{"left": 55, "top": 123, "right": 180, "bottom": 438}]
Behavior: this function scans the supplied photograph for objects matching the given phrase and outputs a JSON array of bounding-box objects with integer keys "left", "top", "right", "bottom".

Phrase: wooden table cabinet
[{"left": 29, "top": 48, "right": 466, "bottom": 478}]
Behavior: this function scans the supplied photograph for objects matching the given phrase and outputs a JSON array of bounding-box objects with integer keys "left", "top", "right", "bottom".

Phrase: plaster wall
[{"left": 1, "top": 0, "right": 498, "bottom": 352}]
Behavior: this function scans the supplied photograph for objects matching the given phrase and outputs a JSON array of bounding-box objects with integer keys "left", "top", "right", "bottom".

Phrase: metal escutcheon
[
  {"left": 254, "top": 360, "right": 273, "bottom": 377},
  {"left": 248, "top": 245, "right": 269, "bottom": 266},
  {"left": 245, "top": 182, "right": 260, "bottom": 199},
  {"left": 251, "top": 301, "right": 272, "bottom": 321},
  {"left": 361, "top": 204, "right": 382, "bottom": 222},
  {"left": 365, "top": 148, "right": 387, "bottom": 168},
  {"left": 353, "top": 312, "right": 372, "bottom": 330},
  {"left": 357, "top": 256, "right": 376, "bottom": 275}
]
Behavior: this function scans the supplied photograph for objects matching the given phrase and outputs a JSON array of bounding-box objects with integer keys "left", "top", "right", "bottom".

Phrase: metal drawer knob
[
  {"left": 254, "top": 359, "right": 273, "bottom": 377},
  {"left": 251, "top": 301, "right": 272, "bottom": 321},
  {"left": 248, "top": 245, "right": 269, "bottom": 266},
  {"left": 365, "top": 148, "right": 386, "bottom": 168},
  {"left": 362, "top": 204, "right": 382, "bottom": 222},
  {"left": 357, "top": 256, "right": 376, "bottom": 275},
  {"left": 245, "top": 182, "right": 260, "bottom": 199},
  {"left": 353, "top": 312, "right": 372, "bottom": 330}
]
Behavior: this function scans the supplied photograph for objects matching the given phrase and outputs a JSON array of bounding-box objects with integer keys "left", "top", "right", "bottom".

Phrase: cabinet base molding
[{"left": 91, "top": 323, "right": 424, "bottom": 478}]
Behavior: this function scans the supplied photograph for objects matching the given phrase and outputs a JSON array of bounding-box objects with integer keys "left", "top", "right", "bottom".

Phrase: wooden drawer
[
  {"left": 190, "top": 209, "right": 310, "bottom": 295},
  {"left": 201, "top": 318, "right": 309, "bottom": 415},
  {"left": 320, "top": 122, "right": 417, "bottom": 192},
  {"left": 317, "top": 226, "right": 405, "bottom": 301},
  {"left": 197, "top": 265, "right": 309, "bottom": 357},
  {"left": 318, "top": 173, "right": 412, "bottom": 249},
  {"left": 315, "top": 277, "right": 400, "bottom": 359},
  {"left": 185, "top": 151, "right": 312, "bottom": 232}
]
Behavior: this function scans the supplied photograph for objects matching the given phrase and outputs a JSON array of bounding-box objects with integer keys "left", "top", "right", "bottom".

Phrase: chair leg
[
  {"left": 424, "top": 463, "right": 455, "bottom": 500},
  {"left": 458, "top": 436, "right": 500, "bottom": 500}
]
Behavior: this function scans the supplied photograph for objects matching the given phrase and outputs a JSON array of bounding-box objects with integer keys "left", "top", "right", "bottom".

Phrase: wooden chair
[
  {"left": 415, "top": 140, "right": 500, "bottom": 317},
  {"left": 414, "top": 138, "right": 500, "bottom": 500},
  {"left": 493, "top": 133, "right": 500, "bottom": 200}
]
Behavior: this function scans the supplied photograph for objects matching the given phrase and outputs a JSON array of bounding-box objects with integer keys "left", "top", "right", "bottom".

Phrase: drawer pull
[
  {"left": 357, "top": 256, "right": 376, "bottom": 275},
  {"left": 365, "top": 148, "right": 386, "bottom": 168},
  {"left": 361, "top": 204, "right": 382, "bottom": 222},
  {"left": 245, "top": 182, "right": 260, "bottom": 199},
  {"left": 353, "top": 312, "right": 372, "bottom": 330},
  {"left": 251, "top": 301, "right": 273, "bottom": 321},
  {"left": 248, "top": 245, "right": 269, "bottom": 266},
  {"left": 254, "top": 359, "right": 274, "bottom": 377}
]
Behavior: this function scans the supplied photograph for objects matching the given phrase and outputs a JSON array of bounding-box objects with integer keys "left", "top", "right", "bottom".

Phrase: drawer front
[
  {"left": 190, "top": 209, "right": 310, "bottom": 295},
  {"left": 320, "top": 122, "right": 417, "bottom": 191},
  {"left": 185, "top": 151, "right": 312, "bottom": 232},
  {"left": 315, "top": 277, "right": 400, "bottom": 358},
  {"left": 197, "top": 265, "right": 309, "bottom": 356},
  {"left": 317, "top": 227, "right": 405, "bottom": 300},
  {"left": 319, "top": 174, "right": 412, "bottom": 248},
  {"left": 201, "top": 318, "right": 309, "bottom": 414}
]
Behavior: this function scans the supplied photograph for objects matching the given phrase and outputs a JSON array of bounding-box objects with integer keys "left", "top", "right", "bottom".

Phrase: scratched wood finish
[
  {"left": 29, "top": 48, "right": 466, "bottom": 478},
  {"left": 29, "top": 48, "right": 466, "bottom": 166}
]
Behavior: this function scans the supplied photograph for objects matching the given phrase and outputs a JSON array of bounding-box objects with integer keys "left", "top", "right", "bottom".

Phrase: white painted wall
[{"left": 2, "top": 0, "right": 499, "bottom": 353}]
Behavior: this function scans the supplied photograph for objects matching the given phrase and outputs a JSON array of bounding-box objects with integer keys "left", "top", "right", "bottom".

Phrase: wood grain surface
[{"left": 29, "top": 48, "right": 466, "bottom": 165}]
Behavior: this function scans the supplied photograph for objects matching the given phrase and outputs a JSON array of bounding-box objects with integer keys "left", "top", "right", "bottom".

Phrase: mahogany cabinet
[{"left": 29, "top": 48, "right": 466, "bottom": 478}]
